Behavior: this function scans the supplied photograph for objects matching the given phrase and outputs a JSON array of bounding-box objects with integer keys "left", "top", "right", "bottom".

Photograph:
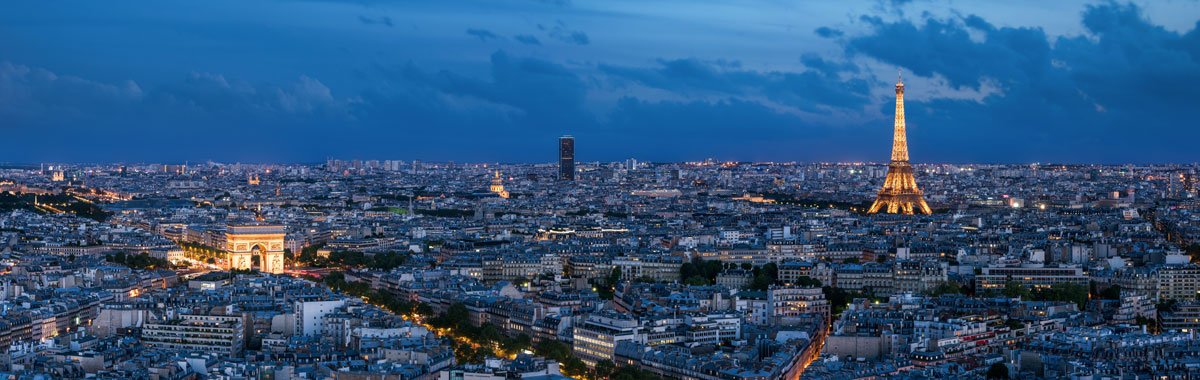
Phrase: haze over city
[{"left": 2, "top": 0, "right": 1199, "bottom": 163}]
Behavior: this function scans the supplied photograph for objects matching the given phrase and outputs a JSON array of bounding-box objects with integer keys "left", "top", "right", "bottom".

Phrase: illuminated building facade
[
  {"left": 975, "top": 265, "right": 1088, "bottom": 292},
  {"left": 225, "top": 224, "right": 286, "bottom": 274},
  {"left": 559, "top": 135, "right": 575, "bottom": 181},
  {"left": 868, "top": 73, "right": 932, "bottom": 215},
  {"left": 142, "top": 313, "right": 246, "bottom": 356},
  {"left": 489, "top": 171, "right": 510, "bottom": 198},
  {"left": 573, "top": 312, "right": 644, "bottom": 367},
  {"left": 767, "top": 286, "right": 829, "bottom": 325}
]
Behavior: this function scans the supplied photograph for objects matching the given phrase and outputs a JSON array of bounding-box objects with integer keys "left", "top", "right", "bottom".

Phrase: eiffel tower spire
[
  {"left": 869, "top": 70, "right": 932, "bottom": 215},
  {"left": 891, "top": 70, "right": 908, "bottom": 162}
]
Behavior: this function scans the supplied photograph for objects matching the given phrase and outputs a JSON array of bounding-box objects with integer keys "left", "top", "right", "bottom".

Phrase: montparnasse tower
[{"left": 868, "top": 71, "right": 932, "bottom": 215}]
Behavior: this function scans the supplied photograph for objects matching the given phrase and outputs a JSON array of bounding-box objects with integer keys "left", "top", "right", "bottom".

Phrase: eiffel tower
[{"left": 868, "top": 72, "right": 932, "bottom": 215}]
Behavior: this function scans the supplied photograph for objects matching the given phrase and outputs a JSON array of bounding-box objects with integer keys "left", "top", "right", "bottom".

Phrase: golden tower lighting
[{"left": 868, "top": 71, "right": 932, "bottom": 215}]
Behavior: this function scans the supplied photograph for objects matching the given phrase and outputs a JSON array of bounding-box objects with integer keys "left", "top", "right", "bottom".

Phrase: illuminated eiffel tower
[{"left": 868, "top": 72, "right": 932, "bottom": 215}]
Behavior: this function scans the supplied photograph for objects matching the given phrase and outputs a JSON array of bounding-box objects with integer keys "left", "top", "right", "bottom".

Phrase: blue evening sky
[{"left": 0, "top": 0, "right": 1198, "bottom": 164}]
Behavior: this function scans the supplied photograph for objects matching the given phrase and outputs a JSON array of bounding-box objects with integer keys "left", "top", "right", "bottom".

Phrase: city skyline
[
  {"left": 1, "top": 1, "right": 1198, "bottom": 164},
  {"left": 1, "top": 2, "right": 1199, "bottom": 376}
]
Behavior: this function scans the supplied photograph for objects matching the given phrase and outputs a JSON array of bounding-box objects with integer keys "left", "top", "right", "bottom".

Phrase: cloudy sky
[{"left": 1, "top": 0, "right": 1198, "bottom": 164}]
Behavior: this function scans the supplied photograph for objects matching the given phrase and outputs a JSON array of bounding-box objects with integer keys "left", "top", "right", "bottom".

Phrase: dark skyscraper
[{"left": 559, "top": 136, "right": 575, "bottom": 181}]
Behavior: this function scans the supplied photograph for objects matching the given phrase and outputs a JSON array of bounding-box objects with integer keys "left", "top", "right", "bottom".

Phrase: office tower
[
  {"left": 868, "top": 72, "right": 932, "bottom": 215},
  {"left": 559, "top": 136, "right": 575, "bottom": 181}
]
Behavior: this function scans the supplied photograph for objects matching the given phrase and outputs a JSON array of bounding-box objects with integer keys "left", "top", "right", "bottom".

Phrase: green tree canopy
[{"left": 986, "top": 362, "right": 1009, "bottom": 379}]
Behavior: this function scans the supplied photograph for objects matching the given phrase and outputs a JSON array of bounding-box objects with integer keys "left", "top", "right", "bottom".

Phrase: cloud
[
  {"left": 800, "top": 54, "right": 859, "bottom": 76},
  {"left": 561, "top": 31, "right": 589, "bottom": 45},
  {"left": 600, "top": 57, "right": 872, "bottom": 113},
  {"left": 357, "top": 15, "right": 393, "bottom": 27},
  {"left": 0, "top": 62, "right": 143, "bottom": 120},
  {"left": 539, "top": 21, "right": 590, "bottom": 45},
  {"left": 815, "top": 27, "right": 844, "bottom": 38},
  {"left": 848, "top": 15, "right": 1051, "bottom": 90},
  {"left": 836, "top": 2, "right": 1200, "bottom": 162},
  {"left": 514, "top": 34, "right": 541, "bottom": 45},
  {"left": 0, "top": 62, "right": 354, "bottom": 162},
  {"left": 371, "top": 51, "right": 590, "bottom": 129},
  {"left": 599, "top": 96, "right": 872, "bottom": 161},
  {"left": 1, "top": 1, "right": 1197, "bottom": 164},
  {"left": 466, "top": 28, "right": 501, "bottom": 41},
  {"left": 150, "top": 72, "right": 344, "bottom": 117},
  {"left": 600, "top": 58, "right": 743, "bottom": 94}
]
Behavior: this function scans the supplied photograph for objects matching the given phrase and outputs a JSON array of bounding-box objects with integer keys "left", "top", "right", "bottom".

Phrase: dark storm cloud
[
  {"left": 466, "top": 28, "right": 501, "bottom": 41},
  {"left": 843, "top": 2, "right": 1200, "bottom": 162}
]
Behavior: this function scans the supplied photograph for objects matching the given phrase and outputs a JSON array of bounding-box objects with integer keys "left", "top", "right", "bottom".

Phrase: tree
[
  {"left": 1001, "top": 281, "right": 1031, "bottom": 299},
  {"left": 761, "top": 262, "right": 778, "bottom": 279},
  {"left": 679, "top": 257, "right": 724, "bottom": 284},
  {"left": 823, "top": 286, "right": 867, "bottom": 317},
  {"left": 595, "top": 267, "right": 622, "bottom": 300},
  {"left": 513, "top": 276, "right": 530, "bottom": 287},
  {"left": 1037, "top": 282, "right": 1089, "bottom": 309},
  {"left": 749, "top": 272, "right": 773, "bottom": 291},
  {"left": 1136, "top": 316, "right": 1160, "bottom": 334},
  {"left": 443, "top": 303, "right": 470, "bottom": 328},
  {"left": 684, "top": 276, "right": 709, "bottom": 286},
  {"left": 1004, "top": 319, "right": 1024, "bottom": 330},
  {"left": 562, "top": 357, "right": 588, "bottom": 379},
  {"left": 607, "top": 267, "right": 623, "bottom": 286},
  {"left": 746, "top": 262, "right": 779, "bottom": 291},
  {"left": 986, "top": 362, "right": 1009, "bottom": 379},
  {"left": 369, "top": 251, "right": 409, "bottom": 270},
  {"left": 594, "top": 360, "right": 616, "bottom": 380},
  {"left": 499, "top": 333, "right": 532, "bottom": 354},
  {"left": 1157, "top": 299, "right": 1179, "bottom": 314},
  {"left": 702, "top": 260, "right": 723, "bottom": 282},
  {"left": 793, "top": 276, "right": 822, "bottom": 287},
  {"left": 1098, "top": 284, "right": 1122, "bottom": 300},
  {"left": 929, "top": 281, "right": 962, "bottom": 296},
  {"left": 533, "top": 340, "right": 573, "bottom": 362},
  {"left": 415, "top": 303, "right": 435, "bottom": 318},
  {"left": 106, "top": 251, "right": 173, "bottom": 270}
]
